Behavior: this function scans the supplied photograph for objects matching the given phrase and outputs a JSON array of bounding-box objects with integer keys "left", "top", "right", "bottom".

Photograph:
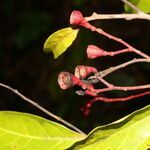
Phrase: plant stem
[
  {"left": 82, "top": 16, "right": 150, "bottom": 59},
  {"left": 91, "top": 76, "right": 112, "bottom": 87},
  {"left": 95, "top": 84, "right": 150, "bottom": 93},
  {"left": 96, "top": 58, "right": 150, "bottom": 78},
  {"left": 81, "top": 91, "right": 150, "bottom": 116},
  {"left": 93, "top": 91, "right": 150, "bottom": 102},
  {"left": 85, "top": 13, "right": 150, "bottom": 21},
  {"left": 96, "top": 29, "right": 150, "bottom": 59},
  {"left": 0, "top": 83, "right": 86, "bottom": 135}
]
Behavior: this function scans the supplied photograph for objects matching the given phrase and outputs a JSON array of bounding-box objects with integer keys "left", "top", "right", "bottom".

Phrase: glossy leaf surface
[
  {"left": 0, "top": 111, "right": 85, "bottom": 150},
  {"left": 69, "top": 105, "right": 150, "bottom": 150}
]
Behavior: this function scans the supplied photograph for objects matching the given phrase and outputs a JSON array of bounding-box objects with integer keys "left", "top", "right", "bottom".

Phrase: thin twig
[
  {"left": 82, "top": 17, "right": 150, "bottom": 59},
  {"left": 85, "top": 13, "right": 150, "bottom": 21},
  {"left": 95, "top": 84, "right": 150, "bottom": 93},
  {"left": 94, "top": 91, "right": 150, "bottom": 102},
  {"left": 90, "top": 76, "right": 112, "bottom": 87},
  {"left": 0, "top": 83, "right": 86, "bottom": 135},
  {"left": 121, "top": 0, "right": 144, "bottom": 14},
  {"left": 96, "top": 58, "right": 150, "bottom": 78},
  {"left": 96, "top": 29, "right": 150, "bottom": 59},
  {"left": 82, "top": 90, "right": 150, "bottom": 116},
  {"left": 86, "top": 59, "right": 150, "bottom": 95},
  {"left": 86, "top": 58, "right": 150, "bottom": 87}
]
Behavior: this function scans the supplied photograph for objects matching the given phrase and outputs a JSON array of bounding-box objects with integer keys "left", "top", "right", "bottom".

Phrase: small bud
[
  {"left": 70, "top": 10, "right": 84, "bottom": 25},
  {"left": 70, "top": 10, "right": 95, "bottom": 31},
  {"left": 58, "top": 72, "right": 72, "bottom": 90},
  {"left": 75, "top": 65, "right": 97, "bottom": 79},
  {"left": 87, "top": 45, "right": 107, "bottom": 59},
  {"left": 58, "top": 72, "right": 81, "bottom": 90}
]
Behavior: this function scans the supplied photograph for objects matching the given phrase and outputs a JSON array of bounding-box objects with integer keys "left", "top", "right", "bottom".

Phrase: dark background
[{"left": 0, "top": 0, "right": 149, "bottom": 133}]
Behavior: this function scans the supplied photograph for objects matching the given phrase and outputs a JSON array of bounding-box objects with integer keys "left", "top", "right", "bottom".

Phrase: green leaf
[
  {"left": 0, "top": 111, "right": 85, "bottom": 150},
  {"left": 124, "top": 0, "right": 150, "bottom": 13},
  {"left": 69, "top": 105, "right": 150, "bottom": 150},
  {"left": 44, "top": 27, "right": 79, "bottom": 59}
]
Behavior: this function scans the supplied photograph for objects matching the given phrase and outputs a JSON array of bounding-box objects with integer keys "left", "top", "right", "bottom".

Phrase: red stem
[
  {"left": 107, "top": 48, "right": 131, "bottom": 56},
  {"left": 95, "top": 29, "right": 149, "bottom": 59},
  {"left": 93, "top": 91, "right": 150, "bottom": 102},
  {"left": 80, "top": 20, "right": 150, "bottom": 59},
  {"left": 82, "top": 91, "right": 150, "bottom": 116}
]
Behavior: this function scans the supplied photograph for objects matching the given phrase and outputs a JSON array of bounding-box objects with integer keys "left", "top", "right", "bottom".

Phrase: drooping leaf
[
  {"left": 124, "top": 0, "right": 150, "bottom": 13},
  {"left": 44, "top": 27, "right": 79, "bottom": 59},
  {"left": 0, "top": 111, "right": 85, "bottom": 150},
  {"left": 69, "top": 105, "right": 150, "bottom": 150}
]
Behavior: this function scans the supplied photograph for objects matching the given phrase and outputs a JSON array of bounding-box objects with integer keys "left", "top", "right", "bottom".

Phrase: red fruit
[
  {"left": 58, "top": 72, "right": 81, "bottom": 90},
  {"left": 70, "top": 10, "right": 84, "bottom": 25},
  {"left": 75, "top": 65, "right": 97, "bottom": 79},
  {"left": 87, "top": 45, "right": 106, "bottom": 59},
  {"left": 58, "top": 72, "right": 72, "bottom": 90}
]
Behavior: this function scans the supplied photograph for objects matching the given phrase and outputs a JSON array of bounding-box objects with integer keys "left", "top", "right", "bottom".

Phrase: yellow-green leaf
[
  {"left": 69, "top": 104, "right": 150, "bottom": 150},
  {"left": 44, "top": 27, "right": 79, "bottom": 59},
  {"left": 0, "top": 111, "right": 85, "bottom": 150},
  {"left": 124, "top": 0, "right": 150, "bottom": 13}
]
